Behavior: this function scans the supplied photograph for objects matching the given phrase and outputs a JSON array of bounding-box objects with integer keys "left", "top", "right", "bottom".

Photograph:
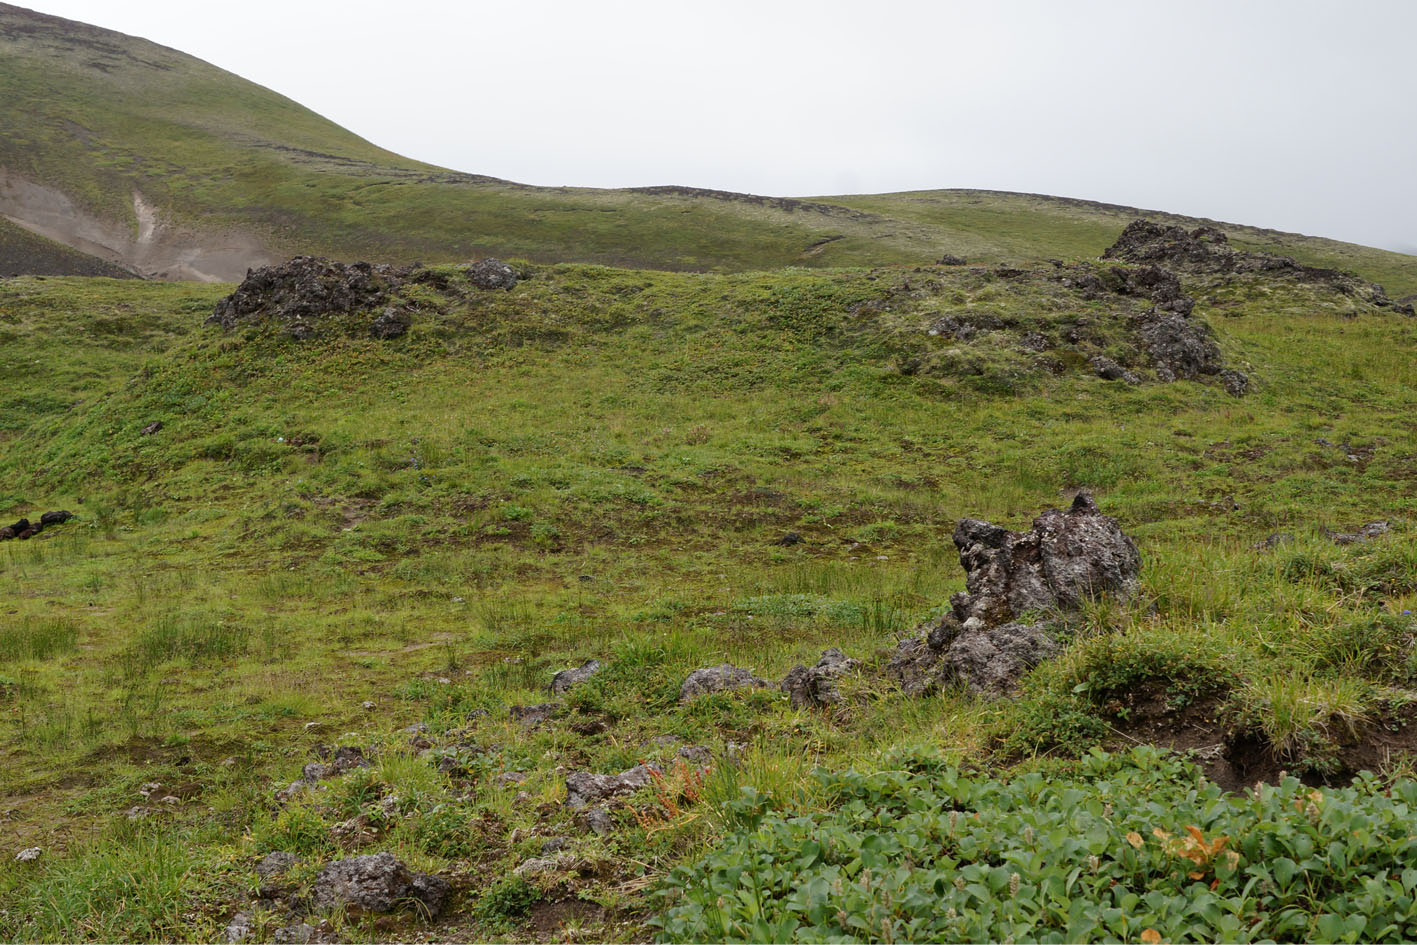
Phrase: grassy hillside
[
  {"left": 3, "top": 3, "right": 1415, "bottom": 292},
  {"left": 1, "top": 255, "right": 1415, "bottom": 941}
]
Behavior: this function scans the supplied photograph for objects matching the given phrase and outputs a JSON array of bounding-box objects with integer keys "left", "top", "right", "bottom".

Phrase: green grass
[{"left": 0, "top": 248, "right": 1414, "bottom": 941}]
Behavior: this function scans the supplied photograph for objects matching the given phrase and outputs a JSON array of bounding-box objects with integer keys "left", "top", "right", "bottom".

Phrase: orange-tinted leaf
[
  {"left": 1141, "top": 929, "right": 1162, "bottom": 944},
  {"left": 1126, "top": 831, "right": 1145, "bottom": 849}
]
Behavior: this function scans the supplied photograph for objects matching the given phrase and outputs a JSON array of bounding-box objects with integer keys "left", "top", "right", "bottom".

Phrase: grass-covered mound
[{"left": 0, "top": 250, "right": 1415, "bottom": 941}]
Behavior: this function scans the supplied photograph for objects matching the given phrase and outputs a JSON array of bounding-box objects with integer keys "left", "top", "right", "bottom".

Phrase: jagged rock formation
[
  {"left": 208, "top": 256, "right": 413, "bottom": 339},
  {"left": 891, "top": 493, "right": 1140, "bottom": 695},
  {"left": 1104, "top": 220, "right": 1409, "bottom": 312},
  {"left": 679, "top": 664, "right": 769, "bottom": 702},
  {"left": 310, "top": 852, "right": 449, "bottom": 917},
  {"left": 780, "top": 649, "right": 861, "bottom": 708}
]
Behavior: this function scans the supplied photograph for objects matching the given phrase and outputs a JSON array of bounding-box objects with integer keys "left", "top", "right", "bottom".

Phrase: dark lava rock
[
  {"left": 140, "top": 421, "right": 163, "bottom": 435},
  {"left": 582, "top": 806, "right": 615, "bottom": 835},
  {"left": 1103, "top": 220, "right": 1395, "bottom": 305},
  {"left": 39, "top": 510, "right": 74, "bottom": 526},
  {"left": 1089, "top": 356, "right": 1140, "bottom": 384},
  {"left": 679, "top": 664, "right": 769, "bottom": 702},
  {"left": 256, "top": 851, "right": 299, "bottom": 883},
  {"left": 780, "top": 648, "right": 861, "bottom": 708},
  {"left": 937, "top": 254, "right": 967, "bottom": 266},
  {"left": 208, "top": 256, "right": 412, "bottom": 339},
  {"left": 951, "top": 492, "right": 1141, "bottom": 628},
  {"left": 890, "top": 617, "right": 1061, "bottom": 697},
  {"left": 369, "top": 306, "right": 410, "bottom": 340},
  {"left": 564, "top": 764, "right": 658, "bottom": 810},
  {"left": 311, "top": 852, "right": 448, "bottom": 917},
  {"left": 303, "top": 745, "right": 368, "bottom": 782},
  {"left": 1327, "top": 521, "right": 1391, "bottom": 545},
  {"left": 774, "top": 531, "right": 805, "bottom": 546},
  {"left": 510, "top": 703, "right": 563, "bottom": 727},
  {"left": 1254, "top": 532, "right": 1294, "bottom": 551},
  {"left": 548, "top": 659, "right": 602, "bottom": 696},
  {"left": 466, "top": 257, "right": 518, "bottom": 290},
  {"left": 891, "top": 494, "right": 1141, "bottom": 696},
  {"left": 678, "top": 744, "right": 713, "bottom": 763},
  {"left": 1221, "top": 369, "right": 1250, "bottom": 397},
  {"left": 1133, "top": 308, "right": 1223, "bottom": 380}
]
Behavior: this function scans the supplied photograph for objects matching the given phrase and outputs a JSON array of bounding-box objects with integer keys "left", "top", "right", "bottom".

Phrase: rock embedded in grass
[
  {"left": 780, "top": 648, "right": 861, "bottom": 709},
  {"left": 465, "top": 257, "right": 518, "bottom": 290},
  {"left": 548, "top": 658, "right": 602, "bottom": 695},
  {"left": 679, "top": 664, "right": 769, "bottom": 702},
  {"left": 311, "top": 851, "right": 449, "bottom": 917},
  {"left": 892, "top": 493, "right": 1141, "bottom": 695},
  {"left": 564, "top": 764, "right": 658, "bottom": 810}
]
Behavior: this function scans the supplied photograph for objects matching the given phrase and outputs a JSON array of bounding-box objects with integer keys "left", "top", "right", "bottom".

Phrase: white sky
[{"left": 23, "top": 0, "right": 1417, "bottom": 253}]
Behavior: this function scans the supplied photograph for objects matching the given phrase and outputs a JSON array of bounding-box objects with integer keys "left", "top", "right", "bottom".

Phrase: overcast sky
[{"left": 26, "top": 0, "right": 1417, "bottom": 253}]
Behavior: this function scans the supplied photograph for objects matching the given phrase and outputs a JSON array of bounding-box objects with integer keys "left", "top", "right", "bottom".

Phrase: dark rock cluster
[
  {"left": 208, "top": 255, "right": 522, "bottom": 341},
  {"left": 1104, "top": 220, "right": 1411, "bottom": 313},
  {"left": 0, "top": 510, "right": 74, "bottom": 541}
]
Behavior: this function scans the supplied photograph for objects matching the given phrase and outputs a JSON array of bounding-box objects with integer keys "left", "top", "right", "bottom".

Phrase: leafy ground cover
[{"left": 0, "top": 252, "right": 1415, "bottom": 941}]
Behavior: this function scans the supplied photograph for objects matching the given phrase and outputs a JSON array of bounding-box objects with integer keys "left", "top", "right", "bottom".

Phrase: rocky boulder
[
  {"left": 679, "top": 664, "right": 769, "bottom": 702},
  {"left": 891, "top": 493, "right": 1140, "bottom": 696},
  {"left": 780, "top": 649, "right": 861, "bottom": 708},
  {"left": 208, "top": 256, "right": 415, "bottom": 339},
  {"left": 311, "top": 852, "right": 449, "bottom": 917},
  {"left": 548, "top": 659, "right": 602, "bottom": 695},
  {"left": 466, "top": 257, "right": 518, "bottom": 290},
  {"left": 951, "top": 493, "right": 1141, "bottom": 628},
  {"left": 564, "top": 764, "right": 658, "bottom": 810}
]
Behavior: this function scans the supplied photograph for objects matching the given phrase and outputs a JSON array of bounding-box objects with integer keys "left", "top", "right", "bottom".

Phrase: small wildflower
[{"left": 1008, "top": 872, "right": 1020, "bottom": 898}]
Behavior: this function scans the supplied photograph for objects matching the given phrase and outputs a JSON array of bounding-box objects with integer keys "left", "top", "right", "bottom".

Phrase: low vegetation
[{"left": 0, "top": 242, "right": 1415, "bottom": 941}]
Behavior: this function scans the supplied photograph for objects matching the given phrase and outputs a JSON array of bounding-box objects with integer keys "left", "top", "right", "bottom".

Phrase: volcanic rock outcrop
[{"left": 891, "top": 493, "right": 1140, "bottom": 695}]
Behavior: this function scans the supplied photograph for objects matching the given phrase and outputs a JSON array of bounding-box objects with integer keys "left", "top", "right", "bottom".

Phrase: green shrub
[{"left": 655, "top": 749, "right": 1417, "bottom": 943}]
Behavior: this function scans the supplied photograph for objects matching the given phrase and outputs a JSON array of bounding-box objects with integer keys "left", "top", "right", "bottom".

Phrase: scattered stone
[
  {"left": 1089, "top": 356, "right": 1140, "bottom": 384},
  {"left": 1327, "top": 521, "right": 1391, "bottom": 545},
  {"left": 774, "top": 531, "right": 805, "bottom": 546},
  {"left": 494, "top": 771, "right": 528, "bottom": 788},
  {"left": 582, "top": 807, "right": 615, "bottom": 836},
  {"left": 677, "top": 745, "right": 713, "bottom": 764},
  {"left": 138, "top": 781, "right": 162, "bottom": 798},
  {"left": 679, "top": 664, "right": 769, "bottom": 702},
  {"left": 1221, "top": 369, "right": 1250, "bottom": 397},
  {"left": 272, "top": 920, "right": 336, "bottom": 945},
  {"left": 514, "top": 855, "right": 574, "bottom": 876},
  {"left": 311, "top": 852, "right": 448, "bottom": 917},
  {"left": 780, "top": 648, "right": 861, "bottom": 708},
  {"left": 361, "top": 701, "right": 376, "bottom": 711},
  {"left": 124, "top": 805, "right": 150, "bottom": 820},
  {"left": 937, "top": 254, "right": 967, "bottom": 266},
  {"left": 256, "top": 851, "right": 299, "bottom": 883},
  {"left": 14, "top": 847, "right": 41, "bottom": 863},
  {"left": 540, "top": 837, "right": 569, "bottom": 854},
  {"left": 509, "top": 703, "right": 562, "bottom": 727},
  {"left": 1254, "top": 532, "right": 1294, "bottom": 551},
  {"left": 302, "top": 746, "right": 368, "bottom": 783},
  {"left": 949, "top": 493, "right": 1140, "bottom": 629},
  {"left": 369, "top": 306, "right": 410, "bottom": 340},
  {"left": 548, "top": 659, "right": 602, "bottom": 696},
  {"left": 223, "top": 911, "right": 254, "bottom": 944},
  {"left": 466, "top": 257, "right": 518, "bottom": 290},
  {"left": 564, "top": 764, "right": 658, "bottom": 810},
  {"left": 1133, "top": 308, "right": 1223, "bottom": 380},
  {"left": 140, "top": 421, "right": 163, "bottom": 436}
]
